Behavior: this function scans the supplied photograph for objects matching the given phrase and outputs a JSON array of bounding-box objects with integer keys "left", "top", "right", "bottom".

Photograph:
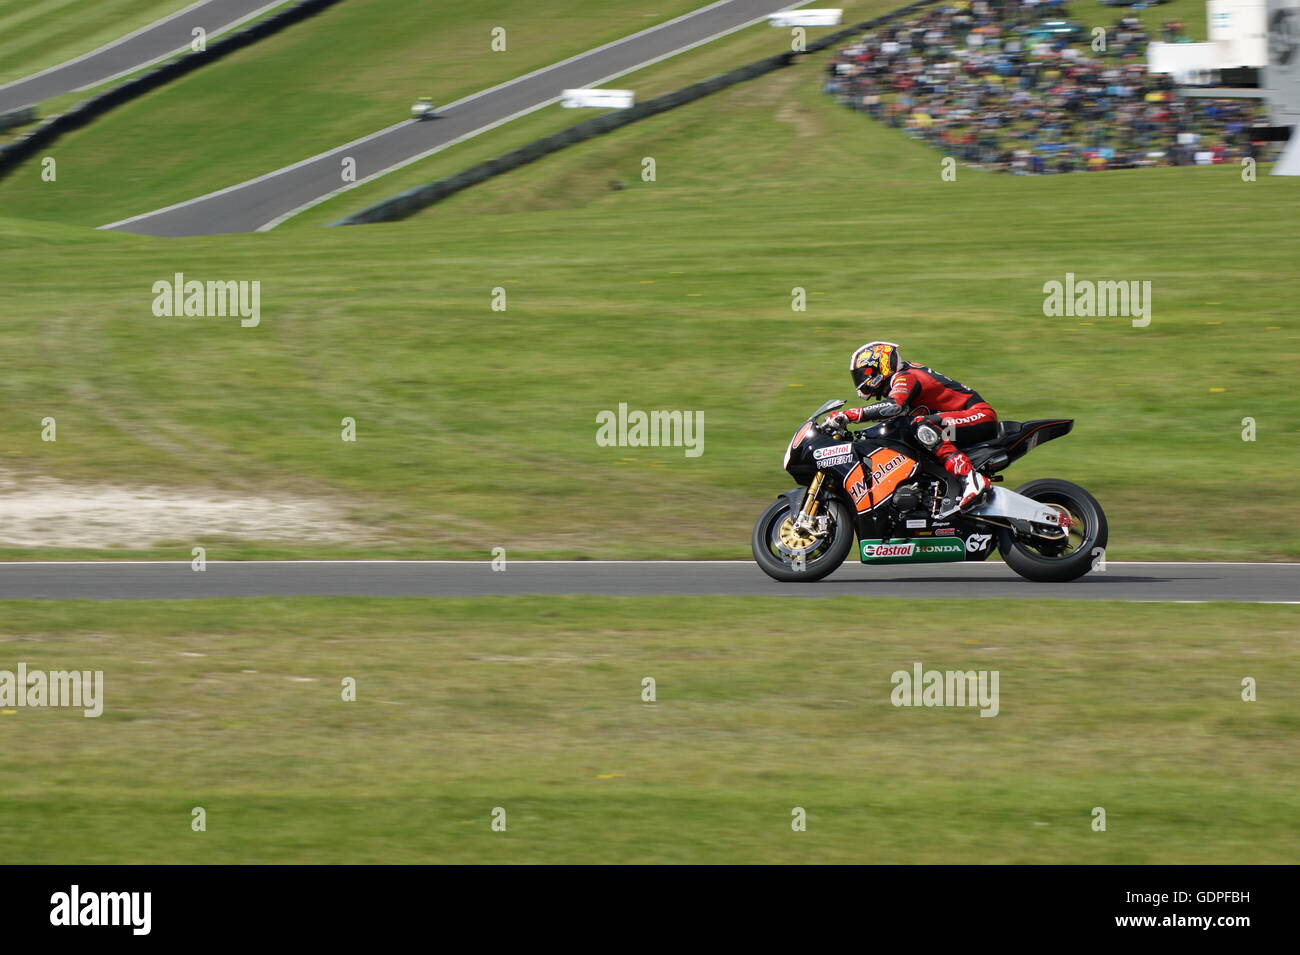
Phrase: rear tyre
[
  {"left": 996, "top": 479, "right": 1107, "bottom": 583},
  {"left": 752, "top": 494, "right": 854, "bottom": 582}
]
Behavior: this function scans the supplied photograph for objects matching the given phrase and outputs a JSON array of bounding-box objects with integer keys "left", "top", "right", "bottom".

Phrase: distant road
[
  {"left": 101, "top": 0, "right": 817, "bottom": 237},
  {"left": 0, "top": 0, "right": 286, "bottom": 113},
  {"left": 1, "top": 561, "right": 1296, "bottom": 601}
]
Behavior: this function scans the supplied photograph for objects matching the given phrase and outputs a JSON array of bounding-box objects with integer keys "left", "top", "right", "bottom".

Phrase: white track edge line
[
  {"left": 73, "top": 0, "right": 292, "bottom": 91},
  {"left": 0, "top": 0, "right": 217, "bottom": 94}
]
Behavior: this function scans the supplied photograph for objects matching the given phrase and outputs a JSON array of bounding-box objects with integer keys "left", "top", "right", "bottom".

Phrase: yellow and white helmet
[{"left": 849, "top": 341, "right": 902, "bottom": 398}]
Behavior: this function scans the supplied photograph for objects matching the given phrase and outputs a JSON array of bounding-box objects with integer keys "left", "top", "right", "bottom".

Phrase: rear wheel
[
  {"left": 752, "top": 494, "right": 854, "bottom": 582},
  {"left": 996, "top": 479, "right": 1107, "bottom": 583}
]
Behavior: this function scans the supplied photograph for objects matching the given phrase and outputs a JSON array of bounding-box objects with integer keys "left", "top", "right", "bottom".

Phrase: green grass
[
  {"left": 0, "top": 1, "right": 303, "bottom": 149},
  {"left": 0, "top": 0, "right": 198, "bottom": 87},
  {"left": 1, "top": 0, "right": 1295, "bottom": 562},
  {"left": 289, "top": 0, "right": 1215, "bottom": 227},
  {"left": 291, "top": 0, "right": 905, "bottom": 228},
  {"left": 0, "top": 0, "right": 708, "bottom": 224},
  {"left": 3, "top": 39, "right": 1297, "bottom": 561},
  {"left": 1011, "top": 0, "right": 1208, "bottom": 45},
  {"left": 1, "top": 0, "right": 1197, "bottom": 223},
  {"left": 2, "top": 596, "right": 1295, "bottom": 863},
  {"left": 1082, "top": 0, "right": 1208, "bottom": 45}
]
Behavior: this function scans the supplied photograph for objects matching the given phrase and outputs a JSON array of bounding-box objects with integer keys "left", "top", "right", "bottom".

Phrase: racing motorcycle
[{"left": 751, "top": 399, "right": 1107, "bottom": 583}]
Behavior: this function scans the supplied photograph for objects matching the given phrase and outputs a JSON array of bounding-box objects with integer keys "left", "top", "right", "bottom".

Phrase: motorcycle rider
[{"left": 826, "top": 341, "right": 995, "bottom": 517}]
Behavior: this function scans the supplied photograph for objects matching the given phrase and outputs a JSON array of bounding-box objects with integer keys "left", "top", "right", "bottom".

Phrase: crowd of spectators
[{"left": 823, "top": 0, "right": 1272, "bottom": 173}]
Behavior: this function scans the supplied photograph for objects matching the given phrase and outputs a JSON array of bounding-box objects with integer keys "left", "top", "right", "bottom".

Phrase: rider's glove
[{"left": 826, "top": 410, "right": 860, "bottom": 430}]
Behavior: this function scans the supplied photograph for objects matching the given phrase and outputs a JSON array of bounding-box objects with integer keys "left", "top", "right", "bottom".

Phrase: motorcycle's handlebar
[
  {"left": 816, "top": 415, "right": 904, "bottom": 440},
  {"left": 815, "top": 421, "right": 849, "bottom": 440}
]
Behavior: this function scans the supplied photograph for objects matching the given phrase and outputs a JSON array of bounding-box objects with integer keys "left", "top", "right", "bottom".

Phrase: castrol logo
[
  {"left": 813, "top": 442, "right": 853, "bottom": 460},
  {"left": 865, "top": 542, "right": 914, "bottom": 558}
]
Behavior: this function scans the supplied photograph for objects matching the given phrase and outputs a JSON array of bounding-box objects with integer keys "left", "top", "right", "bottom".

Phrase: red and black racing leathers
[{"left": 840, "top": 362, "right": 997, "bottom": 478}]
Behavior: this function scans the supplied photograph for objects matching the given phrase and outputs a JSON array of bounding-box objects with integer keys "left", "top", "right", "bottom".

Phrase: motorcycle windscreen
[{"left": 844, "top": 448, "right": 919, "bottom": 513}]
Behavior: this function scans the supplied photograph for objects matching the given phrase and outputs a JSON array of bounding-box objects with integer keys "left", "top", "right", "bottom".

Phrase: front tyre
[
  {"left": 752, "top": 494, "right": 854, "bottom": 582},
  {"left": 996, "top": 478, "right": 1108, "bottom": 583}
]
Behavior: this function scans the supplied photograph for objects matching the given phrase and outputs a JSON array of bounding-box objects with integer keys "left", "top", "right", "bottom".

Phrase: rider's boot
[{"left": 938, "top": 452, "right": 988, "bottom": 518}]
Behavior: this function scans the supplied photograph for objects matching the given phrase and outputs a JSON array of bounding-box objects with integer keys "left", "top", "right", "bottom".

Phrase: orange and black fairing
[{"left": 844, "top": 449, "right": 920, "bottom": 513}]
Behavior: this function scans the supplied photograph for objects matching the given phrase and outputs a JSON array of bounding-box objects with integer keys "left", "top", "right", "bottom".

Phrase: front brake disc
[{"left": 777, "top": 517, "right": 817, "bottom": 552}]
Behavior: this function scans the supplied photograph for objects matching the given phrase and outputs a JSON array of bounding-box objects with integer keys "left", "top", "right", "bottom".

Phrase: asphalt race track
[
  {"left": 0, "top": 0, "right": 285, "bottom": 113},
  {"left": 100, "top": 0, "right": 815, "bottom": 236},
  {"left": 0, "top": 560, "right": 1295, "bottom": 601}
]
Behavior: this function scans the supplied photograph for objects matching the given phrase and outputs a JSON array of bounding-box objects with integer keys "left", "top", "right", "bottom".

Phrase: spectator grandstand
[{"left": 823, "top": 0, "right": 1271, "bottom": 173}]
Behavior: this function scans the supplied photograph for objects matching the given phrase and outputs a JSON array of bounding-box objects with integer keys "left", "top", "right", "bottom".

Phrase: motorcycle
[{"left": 751, "top": 399, "right": 1107, "bottom": 583}]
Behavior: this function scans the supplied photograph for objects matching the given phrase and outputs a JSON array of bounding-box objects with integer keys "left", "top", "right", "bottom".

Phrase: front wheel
[
  {"left": 752, "top": 493, "right": 854, "bottom": 582},
  {"left": 996, "top": 478, "right": 1108, "bottom": 583}
]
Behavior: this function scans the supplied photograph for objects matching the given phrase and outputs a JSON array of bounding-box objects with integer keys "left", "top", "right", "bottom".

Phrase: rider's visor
[{"left": 854, "top": 369, "right": 883, "bottom": 397}]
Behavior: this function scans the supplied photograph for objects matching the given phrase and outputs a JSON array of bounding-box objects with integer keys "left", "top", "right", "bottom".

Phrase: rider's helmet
[{"left": 849, "top": 341, "right": 902, "bottom": 399}]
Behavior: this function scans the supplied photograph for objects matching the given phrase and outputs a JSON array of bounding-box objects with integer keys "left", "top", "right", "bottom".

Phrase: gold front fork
[{"left": 798, "top": 472, "right": 824, "bottom": 522}]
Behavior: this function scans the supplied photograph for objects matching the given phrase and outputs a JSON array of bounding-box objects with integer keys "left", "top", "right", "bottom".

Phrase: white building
[{"left": 1146, "top": 0, "right": 1269, "bottom": 81}]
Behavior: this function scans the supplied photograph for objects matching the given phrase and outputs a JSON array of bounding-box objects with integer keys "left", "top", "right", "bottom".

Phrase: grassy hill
[
  {"left": 0, "top": 0, "right": 198, "bottom": 86},
  {"left": 292, "top": 0, "right": 1213, "bottom": 226},
  {"left": 0, "top": 0, "right": 1210, "bottom": 225},
  {"left": 0, "top": 0, "right": 717, "bottom": 223},
  {"left": 1, "top": 0, "right": 1294, "bottom": 561}
]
